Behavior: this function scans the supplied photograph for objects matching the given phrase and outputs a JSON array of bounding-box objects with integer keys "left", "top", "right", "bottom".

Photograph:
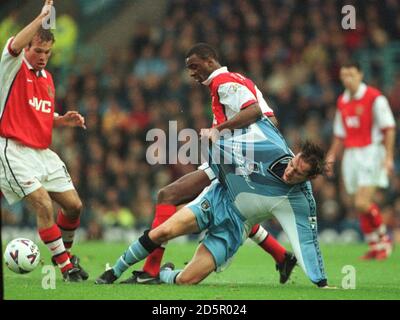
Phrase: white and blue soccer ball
[{"left": 4, "top": 238, "right": 41, "bottom": 274}]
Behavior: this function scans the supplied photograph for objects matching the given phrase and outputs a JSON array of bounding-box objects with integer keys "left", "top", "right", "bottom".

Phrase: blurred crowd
[{"left": 2, "top": 0, "right": 400, "bottom": 242}]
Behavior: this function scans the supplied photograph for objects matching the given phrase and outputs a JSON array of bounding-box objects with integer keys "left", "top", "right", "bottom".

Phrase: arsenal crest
[{"left": 355, "top": 104, "right": 363, "bottom": 115}]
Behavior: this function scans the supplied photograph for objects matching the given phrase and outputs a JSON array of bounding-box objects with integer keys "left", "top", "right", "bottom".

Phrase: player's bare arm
[
  {"left": 10, "top": 0, "right": 53, "bottom": 54},
  {"left": 54, "top": 111, "right": 86, "bottom": 129},
  {"left": 326, "top": 136, "right": 344, "bottom": 177},
  {"left": 200, "top": 103, "right": 262, "bottom": 142},
  {"left": 383, "top": 127, "right": 396, "bottom": 175}
]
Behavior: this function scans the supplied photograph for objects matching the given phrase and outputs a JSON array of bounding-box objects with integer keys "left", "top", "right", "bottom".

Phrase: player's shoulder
[
  {"left": 213, "top": 71, "right": 249, "bottom": 86},
  {"left": 365, "top": 85, "right": 382, "bottom": 98},
  {"left": 336, "top": 93, "right": 345, "bottom": 108}
]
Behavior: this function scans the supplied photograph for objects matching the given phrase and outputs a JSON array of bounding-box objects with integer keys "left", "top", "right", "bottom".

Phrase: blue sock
[
  {"left": 160, "top": 268, "right": 182, "bottom": 284},
  {"left": 112, "top": 239, "right": 150, "bottom": 277}
]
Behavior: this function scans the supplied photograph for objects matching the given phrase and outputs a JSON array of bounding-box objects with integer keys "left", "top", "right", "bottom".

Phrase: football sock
[
  {"left": 113, "top": 230, "right": 160, "bottom": 278},
  {"left": 56, "top": 209, "right": 80, "bottom": 255},
  {"left": 359, "top": 204, "right": 387, "bottom": 251},
  {"left": 249, "top": 224, "right": 286, "bottom": 264},
  {"left": 39, "top": 224, "right": 73, "bottom": 274},
  {"left": 159, "top": 268, "right": 181, "bottom": 284},
  {"left": 143, "top": 204, "right": 176, "bottom": 277}
]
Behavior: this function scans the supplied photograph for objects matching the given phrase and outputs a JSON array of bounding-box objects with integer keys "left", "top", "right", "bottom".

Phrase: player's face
[
  {"left": 186, "top": 54, "right": 214, "bottom": 83},
  {"left": 340, "top": 67, "right": 363, "bottom": 93},
  {"left": 282, "top": 154, "right": 312, "bottom": 185},
  {"left": 24, "top": 37, "right": 53, "bottom": 71}
]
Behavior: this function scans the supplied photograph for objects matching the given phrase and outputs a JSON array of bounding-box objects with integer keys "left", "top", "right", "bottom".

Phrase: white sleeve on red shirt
[
  {"left": 217, "top": 82, "right": 257, "bottom": 113},
  {"left": 1, "top": 37, "right": 23, "bottom": 74},
  {"left": 0, "top": 37, "right": 24, "bottom": 118},
  {"left": 255, "top": 85, "right": 274, "bottom": 116},
  {"left": 373, "top": 95, "right": 396, "bottom": 129},
  {"left": 333, "top": 109, "right": 346, "bottom": 138}
]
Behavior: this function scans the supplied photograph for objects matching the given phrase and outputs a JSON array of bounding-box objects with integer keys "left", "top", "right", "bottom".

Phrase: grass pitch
[{"left": 3, "top": 241, "right": 400, "bottom": 300}]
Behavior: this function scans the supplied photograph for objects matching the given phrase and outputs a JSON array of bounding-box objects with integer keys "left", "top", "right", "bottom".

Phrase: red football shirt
[
  {"left": 0, "top": 37, "right": 56, "bottom": 149},
  {"left": 202, "top": 67, "right": 274, "bottom": 127},
  {"left": 334, "top": 83, "right": 395, "bottom": 148}
]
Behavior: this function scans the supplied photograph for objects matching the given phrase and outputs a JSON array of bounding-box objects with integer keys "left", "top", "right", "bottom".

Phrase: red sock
[
  {"left": 359, "top": 204, "right": 385, "bottom": 251},
  {"left": 39, "top": 224, "right": 73, "bottom": 274},
  {"left": 359, "top": 204, "right": 384, "bottom": 234},
  {"left": 56, "top": 209, "right": 80, "bottom": 253},
  {"left": 249, "top": 224, "right": 286, "bottom": 264},
  {"left": 368, "top": 204, "right": 383, "bottom": 229},
  {"left": 143, "top": 204, "right": 176, "bottom": 277}
]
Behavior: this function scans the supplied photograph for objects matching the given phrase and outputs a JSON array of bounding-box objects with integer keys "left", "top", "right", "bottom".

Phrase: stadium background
[{"left": 1, "top": 0, "right": 400, "bottom": 246}]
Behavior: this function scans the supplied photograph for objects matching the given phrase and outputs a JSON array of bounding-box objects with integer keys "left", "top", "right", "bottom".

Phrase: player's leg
[
  {"left": 272, "top": 191, "right": 328, "bottom": 287},
  {"left": 49, "top": 190, "right": 82, "bottom": 253},
  {"left": 159, "top": 243, "right": 216, "bottom": 285},
  {"left": 40, "top": 149, "right": 88, "bottom": 278},
  {"left": 249, "top": 224, "right": 287, "bottom": 263},
  {"left": 355, "top": 186, "right": 391, "bottom": 260},
  {"left": 24, "top": 188, "right": 81, "bottom": 281},
  {"left": 95, "top": 206, "right": 200, "bottom": 284},
  {"left": 0, "top": 139, "right": 80, "bottom": 281},
  {"left": 248, "top": 224, "right": 296, "bottom": 284},
  {"left": 139, "top": 169, "right": 212, "bottom": 279},
  {"left": 343, "top": 147, "right": 392, "bottom": 260},
  {"left": 49, "top": 189, "right": 88, "bottom": 279}
]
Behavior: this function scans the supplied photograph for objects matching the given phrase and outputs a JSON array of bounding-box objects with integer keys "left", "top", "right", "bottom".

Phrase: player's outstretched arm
[
  {"left": 383, "top": 127, "right": 396, "bottom": 175},
  {"left": 10, "top": 0, "right": 53, "bottom": 54},
  {"left": 325, "top": 136, "right": 344, "bottom": 177},
  {"left": 54, "top": 111, "right": 86, "bottom": 129},
  {"left": 215, "top": 103, "right": 262, "bottom": 132}
]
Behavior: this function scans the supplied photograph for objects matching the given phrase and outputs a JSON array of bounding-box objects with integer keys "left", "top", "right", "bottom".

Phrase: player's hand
[
  {"left": 59, "top": 111, "right": 86, "bottom": 129},
  {"left": 320, "top": 285, "right": 338, "bottom": 289},
  {"left": 40, "top": 0, "right": 53, "bottom": 18},
  {"left": 324, "top": 153, "right": 335, "bottom": 178},
  {"left": 200, "top": 128, "right": 220, "bottom": 143},
  {"left": 384, "top": 156, "right": 394, "bottom": 176}
]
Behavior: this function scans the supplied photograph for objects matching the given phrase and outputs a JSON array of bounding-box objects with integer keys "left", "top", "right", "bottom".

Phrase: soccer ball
[{"left": 4, "top": 238, "right": 41, "bottom": 274}]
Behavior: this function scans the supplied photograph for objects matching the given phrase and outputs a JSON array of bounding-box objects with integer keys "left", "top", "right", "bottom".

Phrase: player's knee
[
  {"left": 354, "top": 198, "right": 370, "bottom": 212},
  {"left": 32, "top": 197, "right": 53, "bottom": 215},
  {"left": 65, "top": 199, "right": 83, "bottom": 219},
  {"left": 176, "top": 272, "right": 203, "bottom": 285},
  {"left": 33, "top": 199, "right": 54, "bottom": 226}
]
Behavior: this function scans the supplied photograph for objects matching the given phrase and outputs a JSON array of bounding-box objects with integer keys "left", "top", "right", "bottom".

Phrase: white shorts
[
  {"left": 198, "top": 162, "right": 216, "bottom": 181},
  {"left": 342, "top": 144, "right": 389, "bottom": 195},
  {"left": 0, "top": 137, "right": 75, "bottom": 205}
]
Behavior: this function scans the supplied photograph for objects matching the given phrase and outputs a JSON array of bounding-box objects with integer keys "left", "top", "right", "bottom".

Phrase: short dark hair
[
  {"left": 29, "top": 28, "right": 55, "bottom": 47},
  {"left": 299, "top": 141, "right": 326, "bottom": 177},
  {"left": 341, "top": 61, "right": 362, "bottom": 71},
  {"left": 185, "top": 43, "right": 218, "bottom": 61}
]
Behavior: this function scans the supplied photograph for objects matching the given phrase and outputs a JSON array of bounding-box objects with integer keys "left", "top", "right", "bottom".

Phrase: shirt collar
[
  {"left": 23, "top": 58, "right": 47, "bottom": 78},
  {"left": 202, "top": 66, "right": 228, "bottom": 86},
  {"left": 342, "top": 82, "right": 367, "bottom": 102}
]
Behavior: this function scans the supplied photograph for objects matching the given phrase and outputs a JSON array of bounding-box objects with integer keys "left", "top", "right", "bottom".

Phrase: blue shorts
[{"left": 187, "top": 181, "right": 249, "bottom": 271}]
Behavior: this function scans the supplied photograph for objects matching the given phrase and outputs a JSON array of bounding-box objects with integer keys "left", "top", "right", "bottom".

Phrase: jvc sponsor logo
[{"left": 29, "top": 97, "right": 52, "bottom": 113}]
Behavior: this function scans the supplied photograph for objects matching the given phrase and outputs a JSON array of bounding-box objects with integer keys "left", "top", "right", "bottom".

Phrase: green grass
[{"left": 3, "top": 241, "right": 400, "bottom": 300}]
